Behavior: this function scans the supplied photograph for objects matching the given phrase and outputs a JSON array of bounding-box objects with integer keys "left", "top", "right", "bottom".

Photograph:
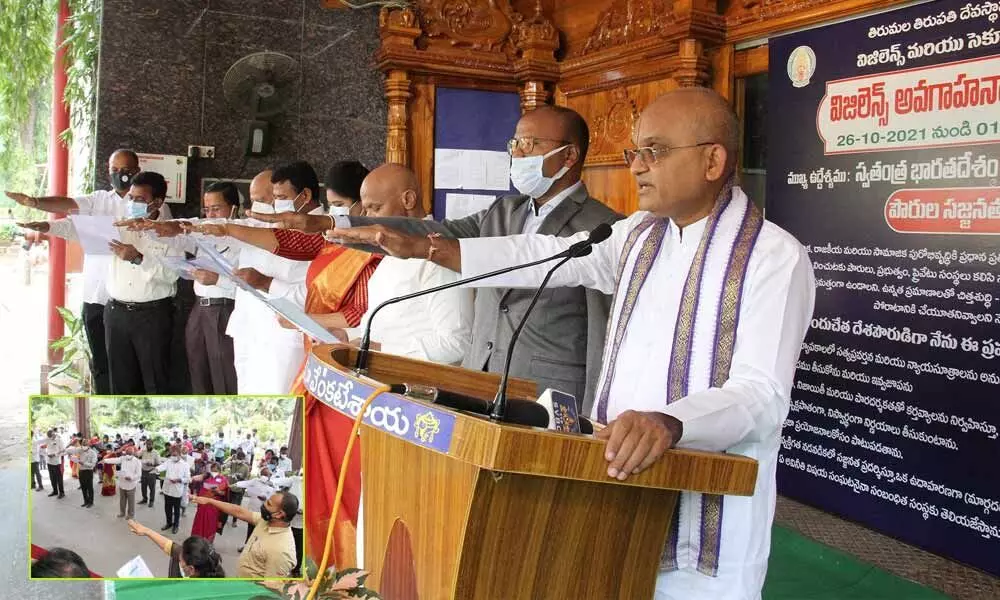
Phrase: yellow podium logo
[{"left": 414, "top": 411, "right": 441, "bottom": 443}]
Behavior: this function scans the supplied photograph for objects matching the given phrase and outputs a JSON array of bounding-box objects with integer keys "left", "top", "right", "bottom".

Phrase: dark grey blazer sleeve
[{"left": 340, "top": 209, "right": 489, "bottom": 253}]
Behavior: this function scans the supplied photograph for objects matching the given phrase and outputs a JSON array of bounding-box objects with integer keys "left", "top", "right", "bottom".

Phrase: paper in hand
[
  {"left": 266, "top": 297, "right": 340, "bottom": 344},
  {"left": 68, "top": 215, "right": 120, "bottom": 255},
  {"left": 116, "top": 555, "right": 154, "bottom": 578}
]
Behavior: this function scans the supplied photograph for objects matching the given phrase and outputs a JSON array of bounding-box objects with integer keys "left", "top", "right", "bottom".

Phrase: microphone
[
  {"left": 354, "top": 222, "right": 614, "bottom": 375},
  {"left": 389, "top": 383, "right": 550, "bottom": 428},
  {"left": 488, "top": 223, "right": 613, "bottom": 422}
]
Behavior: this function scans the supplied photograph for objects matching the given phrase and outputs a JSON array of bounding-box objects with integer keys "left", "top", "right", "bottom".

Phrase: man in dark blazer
[{"left": 254, "top": 106, "right": 622, "bottom": 414}]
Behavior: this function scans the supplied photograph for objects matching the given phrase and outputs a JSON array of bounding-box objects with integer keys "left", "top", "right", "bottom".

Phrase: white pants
[{"left": 234, "top": 338, "right": 304, "bottom": 394}]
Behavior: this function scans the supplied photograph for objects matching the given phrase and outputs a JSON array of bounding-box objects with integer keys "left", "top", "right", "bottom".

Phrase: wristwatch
[{"left": 130, "top": 254, "right": 143, "bottom": 266}]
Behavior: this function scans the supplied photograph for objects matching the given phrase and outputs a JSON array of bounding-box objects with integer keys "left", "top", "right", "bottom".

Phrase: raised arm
[
  {"left": 189, "top": 495, "right": 256, "bottom": 523},
  {"left": 5, "top": 191, "right": 78, "bottom": 214},
  {"left": 127, "top": 520, "right": 174, "bottom": 557},
  {"left": 190, "top": 222, "right": 279, "bottom": 253}
]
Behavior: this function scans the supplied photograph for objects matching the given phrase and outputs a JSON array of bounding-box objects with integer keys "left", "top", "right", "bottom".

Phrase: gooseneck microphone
[
  {"left": 354, "top": 223, "right": 614, "bottom": 378},
  {"left": 488, "top": 223, "right": 613, "bottom": 422}
]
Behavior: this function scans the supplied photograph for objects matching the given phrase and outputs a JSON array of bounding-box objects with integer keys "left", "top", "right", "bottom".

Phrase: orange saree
[{"left": 275, "top": 233, "right": 381, "bottom": 570}]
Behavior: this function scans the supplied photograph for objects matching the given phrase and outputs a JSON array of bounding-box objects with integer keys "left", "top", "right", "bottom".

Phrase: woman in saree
[
  {"left": 190, "top": 161, "right": 379, "bottom": 569},
  {"left": 100, "top": 446, "right": 117, "bottom": 496},
  {"left": 189, "top": 461, "right": 229, "bottom": 543}
]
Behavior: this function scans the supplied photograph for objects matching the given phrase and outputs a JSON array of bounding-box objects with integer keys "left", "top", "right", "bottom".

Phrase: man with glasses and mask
[
  {"left": 103, "top": 171, "right": 180, "bottom": 393},
  {"left": 247, "top": 107, "right": 621, "bottom": 414},
  {"left": 335, "top": 88, "right": 815, "bottom": 600},
  {"left": 8, "top": 149, "right": 143, "bottom": 395}
]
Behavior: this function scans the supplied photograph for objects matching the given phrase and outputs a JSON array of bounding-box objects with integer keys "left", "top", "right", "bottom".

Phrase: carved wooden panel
[
  {"left": 724, "top": 0, "right": 914, "bottom": 43},
  {"left": 582, "top": 0, "right": 673, "bottom": 55},
  {"left": 416, "top": 0, "right": 516, "bottom": 52},
  {"left": 560, "top": 77, "right": 679, "bottom": 215}
]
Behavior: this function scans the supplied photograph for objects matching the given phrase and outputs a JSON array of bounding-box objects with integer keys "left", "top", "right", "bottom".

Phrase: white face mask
[
  {"left": 509, "top": 145, "right": 571, "bottom": 199},
  {"left": 125, "top": 197, "right": 149, "bottom": 219},
  {"left": 273, "top": 191, "right": 302, "bottom": 214},
  {"left": 251, "top": 201, "right": 274, "bottom": 214},
  {"left": 329, "top": 205, "right": 351, "bottom": 217}
]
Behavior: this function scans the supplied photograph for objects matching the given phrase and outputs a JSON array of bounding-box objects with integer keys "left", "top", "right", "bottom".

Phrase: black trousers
[
  {"left": 140, "top": 470, "right": 157, "bottom": 504},
  {"left": 164, "top": 495, "right": 181, "bottom": 527},
  {"left": 291, "top": 526, "right": 303, "bottom": 575},
  {"left": 31, "top": 461, "right": 44, "bottom": 488},
  {"left": 104, "top": 299, "right": 174, "bottom": 394},
  {"left": 82, "top": 302, "right": 111, "bottom": 394},
  {"left": 185, "top": 301, "right": 237, "bottom": 394},
  {"left": 47, "top": 464, "right": 64, "bottom": 495},
  {"left": 79, "top": 469, "right": 94, "bottom": 504},
  {"left": 245, "top": 522, "right": 255, "bottom": 543}
]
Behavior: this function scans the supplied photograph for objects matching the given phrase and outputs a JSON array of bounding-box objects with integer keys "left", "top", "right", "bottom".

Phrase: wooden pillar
[
  {"left": 674, "top": 38, "right": 709, "bottom": 87},
  {"left": 385, "top": 69, "right": 412, "bottom": 166},
  {"left": 519, "top": 81, "right": 550, "bottom": 113}
]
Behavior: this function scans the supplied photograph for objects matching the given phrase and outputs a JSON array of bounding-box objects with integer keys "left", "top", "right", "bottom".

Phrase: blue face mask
[{"left": 125, "top": 197, "right": 148, "bottom": 219}]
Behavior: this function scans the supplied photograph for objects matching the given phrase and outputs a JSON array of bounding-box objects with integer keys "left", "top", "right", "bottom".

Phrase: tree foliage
[
  {"left": 0, "top": 0, "right": 55, "bottom": 194},
  {"left": 63, "top": 0, "right": 101, "bottom": 191}
]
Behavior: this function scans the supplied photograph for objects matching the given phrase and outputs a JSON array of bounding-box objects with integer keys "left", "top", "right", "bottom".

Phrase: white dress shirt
[
  {"left": 67, "top": 446, "right": 99, "bottom": 470},
  {"left": 276, "top": 456, "right": 293, "bottom": 477},
  {"left": 105, "top": 204, "right": 180, "bottom": 303},
  {"left": 43, "top": 437, "right": 64, "bottom": 466},
  {"left": 32, "top": 437, "right": 46, "bottom": 463},
  {"left": 458, "top": 187, "right": 815, "bottom": 600},
  {"left": 102, "top": 455, "right": 143, "bottom": 491},
  {"left": 236, "top": 477, "right": 276, "bottom": 512},
  {"left": 240, "top": 438, "right": 256, "bottom": 456},
  {"left": 344, "top": 234, "right": 474, "bottom": 365},
  {"left": 521, "top": 181, "right": 583, "bottom": 235},
  {"left": 156, "top": 457, "right": 192, "bottom": 498},
  {"left": 194, "top": 242, "right": 240, "bottom": 299}
]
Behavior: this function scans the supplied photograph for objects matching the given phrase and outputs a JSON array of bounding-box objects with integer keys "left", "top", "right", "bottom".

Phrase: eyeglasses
[
  {"left": 506, "top": 137, "right": 571, "bottom": 155},
  {"left": 623, "top": 142, "right": 716, "bottom": 167}
]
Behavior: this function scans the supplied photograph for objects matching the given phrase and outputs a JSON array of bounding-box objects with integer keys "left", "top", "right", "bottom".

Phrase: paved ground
[
  {"left": 30, "top": 481, "right": 248, "bottom": 577},
  {"left": 0, "top": 255, "right": 103, "bottom": 597}
]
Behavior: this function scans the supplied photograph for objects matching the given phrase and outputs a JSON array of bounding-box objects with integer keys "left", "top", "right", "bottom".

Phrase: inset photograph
[{"left": 29, "top": 395, "right": 303, "bottom": 580}]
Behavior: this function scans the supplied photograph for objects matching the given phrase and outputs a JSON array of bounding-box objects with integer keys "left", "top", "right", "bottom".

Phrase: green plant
[
  {"left": 0, "top": 222, "right": 18, "bottom": 242},
  {"left": 62, "top": 0, "right": 101, "bottom": 191},
  {"left": 48, "top": 305, "right": 92, "bottom": 393},
  {"left": 256, "top": 558, "right": 381, "bottom": 599}
]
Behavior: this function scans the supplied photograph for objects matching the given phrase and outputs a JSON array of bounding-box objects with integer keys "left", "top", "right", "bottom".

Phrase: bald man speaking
[{"left": 332, "top": 88, "right": 816, "bottom": 599}]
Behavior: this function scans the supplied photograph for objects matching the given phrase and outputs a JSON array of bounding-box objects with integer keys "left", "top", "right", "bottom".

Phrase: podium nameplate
[{"left": 303, "top": 354, "right": 457, "bottom": 454}]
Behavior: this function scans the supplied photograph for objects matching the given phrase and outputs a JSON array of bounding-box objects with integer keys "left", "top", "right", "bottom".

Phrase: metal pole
[{"left": 47, "top": 0, "right": 71, "bottom": 365}]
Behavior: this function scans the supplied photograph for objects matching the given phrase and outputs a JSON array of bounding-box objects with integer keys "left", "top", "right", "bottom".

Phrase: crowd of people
[
  {"left": 30, "top": 426, "right": 302, "bottom": 578},
  {"left": 19, "top": 87, "right": 815, "bottom": 598}
]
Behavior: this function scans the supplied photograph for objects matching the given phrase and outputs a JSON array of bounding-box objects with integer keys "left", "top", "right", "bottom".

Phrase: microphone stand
[{"left": 488, "top": 245, "right": 592, "bottom": 422}]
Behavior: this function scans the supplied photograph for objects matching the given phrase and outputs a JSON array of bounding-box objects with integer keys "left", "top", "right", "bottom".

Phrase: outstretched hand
[
  {"left": 594, "top": 410, "right": 682, "bottom": 481},
  {"left": 189, "top": 494, "right": 209, "bottom": 505},
  {"left": 245, "top": 211, "right": 319, "bottom": 232},
  {"left": 126, "top": 519, "right": 146, "bottom": 536},
  {"left": 5, "top": 191, "right": 34, "bottom": 207},
  {"left": 329, "top": 225, "right": 428, "bottom": 259},
  {"left": 18, "top": 221, "right": 49, "bottom": 233}
]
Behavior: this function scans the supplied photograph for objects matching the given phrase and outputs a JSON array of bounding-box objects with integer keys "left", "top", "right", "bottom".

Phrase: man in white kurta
[
  {"left": 342, "top": 164, "right": 473, "bottom": 365},
  {"left": 223, "top": 168, "right": 314, "bottom": 394},
  {"left": 328, "top": 88, "right": 815, "bottom": 599}
]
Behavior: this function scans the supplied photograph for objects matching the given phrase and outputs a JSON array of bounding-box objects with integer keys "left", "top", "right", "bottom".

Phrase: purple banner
[
  {"left": 302, "top": 354, "right": 457, "bottom": 455},
  {"left": 768, "top": 0, "right": 1000, "bottom": 575}
]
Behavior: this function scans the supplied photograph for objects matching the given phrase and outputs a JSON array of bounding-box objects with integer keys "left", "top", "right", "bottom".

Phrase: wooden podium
[{"left": 303, "top": 345, "right": 758, "bottom": 600}]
